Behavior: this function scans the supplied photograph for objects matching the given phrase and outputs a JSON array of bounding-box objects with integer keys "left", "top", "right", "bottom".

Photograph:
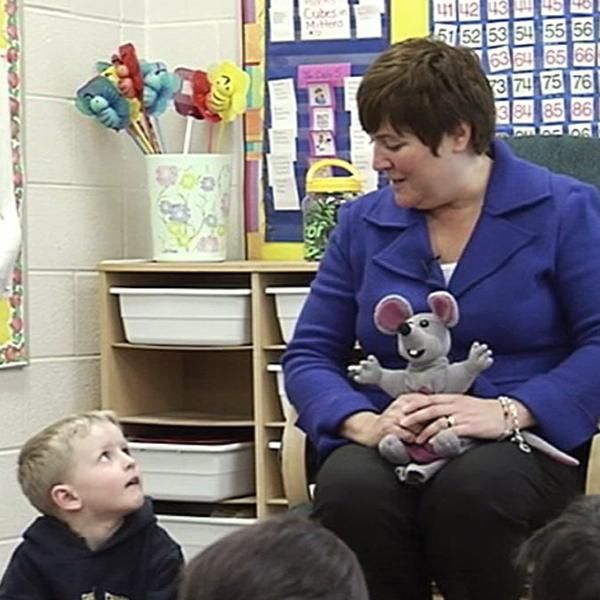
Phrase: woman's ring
[{"left": 446, "top": 415, "right": 456, "bottom": 428}]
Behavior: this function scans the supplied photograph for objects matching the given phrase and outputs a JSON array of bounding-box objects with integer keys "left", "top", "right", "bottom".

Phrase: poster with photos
[{"left": 255, "top": 0, "right": 390, "bottom": 247}]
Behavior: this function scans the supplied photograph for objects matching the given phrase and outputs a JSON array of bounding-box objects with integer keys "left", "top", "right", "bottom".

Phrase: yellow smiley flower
[{"left": 207, "top": 61, "right": 250, "bottom": 122}]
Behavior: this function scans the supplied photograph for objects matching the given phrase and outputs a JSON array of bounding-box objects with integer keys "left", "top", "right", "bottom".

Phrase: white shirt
[{"left": 441, "top": 261, "right": 457, "bottom": 285}]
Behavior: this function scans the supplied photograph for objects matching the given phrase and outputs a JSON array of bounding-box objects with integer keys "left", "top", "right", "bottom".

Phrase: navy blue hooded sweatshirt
[{"left": 0, "top": 499, "right": 183, "bottom": 600}]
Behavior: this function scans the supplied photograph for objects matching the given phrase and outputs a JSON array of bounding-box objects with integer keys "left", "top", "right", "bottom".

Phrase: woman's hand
[
  {"left": 340, "top": 397, "right": 424, "bottom": 448},
  {"left": 398, "top": 393, "right": 536, "bottom": 445}
]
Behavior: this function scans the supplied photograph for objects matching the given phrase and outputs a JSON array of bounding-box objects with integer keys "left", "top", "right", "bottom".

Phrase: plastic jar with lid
[{"left": 302, "top": 158, "right": 363, "bottom": 261}]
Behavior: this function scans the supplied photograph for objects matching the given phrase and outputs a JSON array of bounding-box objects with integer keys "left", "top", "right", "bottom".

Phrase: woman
[{"left": 283, "top": 37, "right": 600, "bottom": 600}]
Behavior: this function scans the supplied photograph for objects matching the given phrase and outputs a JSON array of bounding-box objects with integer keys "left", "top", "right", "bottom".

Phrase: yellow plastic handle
[{"left": 305, "top": 158, "right": 362, "bottom": 182}]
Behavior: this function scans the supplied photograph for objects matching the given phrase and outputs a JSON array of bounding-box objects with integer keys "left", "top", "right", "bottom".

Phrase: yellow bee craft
[{"left": 206, "top": 61, "right": 250, "bottom": 123}]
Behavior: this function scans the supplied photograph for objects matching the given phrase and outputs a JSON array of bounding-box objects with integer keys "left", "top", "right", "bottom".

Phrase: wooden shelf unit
[{"left": 99, "top": 260, "right": 317, "bottom": 518}]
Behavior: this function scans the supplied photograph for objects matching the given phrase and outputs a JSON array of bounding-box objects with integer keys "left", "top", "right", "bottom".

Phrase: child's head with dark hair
[
  {"left": 178, "top": 514, "right": 368, "bottom": 600},
  {"left": 516, "top": 495, "right": 600, "bottom": 600}
]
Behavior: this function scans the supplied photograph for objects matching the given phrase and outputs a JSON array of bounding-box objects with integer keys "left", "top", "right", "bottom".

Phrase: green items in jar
[{"left": 302, "top": 158, "right": 363, "bottom": 261}]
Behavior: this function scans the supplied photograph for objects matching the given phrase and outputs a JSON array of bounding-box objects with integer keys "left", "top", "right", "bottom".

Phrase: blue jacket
[
  {"left": 283, "top": 139, "right": 600, "bottom": 460},
  {"left": 0, "top": 499, "right": 183, "bottom": 600}
]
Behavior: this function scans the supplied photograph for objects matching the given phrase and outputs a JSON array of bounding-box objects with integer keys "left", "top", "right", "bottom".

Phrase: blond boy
[{"left": 0, "top": 410, "right": 183, "bottom": 600}]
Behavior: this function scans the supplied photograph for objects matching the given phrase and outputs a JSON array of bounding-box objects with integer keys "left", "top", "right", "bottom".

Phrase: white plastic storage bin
[
  {"left": 265, "top": 286, "right": 310, "bottom": 343},
  {"left": 130, "top": 441, "right": 255, "bottom": 502},
  {"left": 266, "top": 364, "right": 292, "bottom": 417},
  {"left": 158, "top": 515, "right": 256, "bottom": 561},
  {"left": 110, "top": 287, "right": 251, "bottom": 346}
]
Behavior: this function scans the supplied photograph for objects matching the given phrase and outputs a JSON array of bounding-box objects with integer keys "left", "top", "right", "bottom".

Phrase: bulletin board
[
  {"left": 243, "top": 0, "right": 593, "bottom": 259},
  {"left": 260, "top": 1, "right": 390, "bottom": 247},
  {"left": 0, "top": 0, "right": 25, "bottom": 368},
  {"left": 242, "top": 0, "right": 422, "bottom": 259}
]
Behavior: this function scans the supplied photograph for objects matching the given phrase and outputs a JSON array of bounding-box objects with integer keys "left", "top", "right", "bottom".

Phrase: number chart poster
[
  {"left": 243, "top": 0, "right": 594, "bottom": 259},
  {"left": 0, "top": 0, "right": 25, "bottom": 368},
  {"left": 431, "top": 0, "right": 599, "bottom": 137}
]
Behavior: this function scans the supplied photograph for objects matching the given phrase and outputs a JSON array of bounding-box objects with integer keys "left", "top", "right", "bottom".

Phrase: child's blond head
[{"left": 18, "top": 410, "right": 120, "bottom": 515}]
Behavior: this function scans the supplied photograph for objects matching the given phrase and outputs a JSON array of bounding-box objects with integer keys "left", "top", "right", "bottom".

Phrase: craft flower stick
[
  {"left": 113, "top": 43, "right": 161, "bottom": 153},
  {"left": 74, "top": 42, "right": 249, "bottom": 156},
  {"left": 141, "top": 60, "right": 179, "bottom": 153},
  {"left": 96, "top": 56, "right": 157, "bottom": 153},
  {"left": 206, "top": 61, "right": 250, "bottom": 153},
  {"left": 174, "top": 61, "right": 249, "bottom": 153},
  {"left": 74, "top": 42, "right": 178, "bottom": 155},
  {"left": 174, "top": 67, "right": 209, "bottom": 154}
]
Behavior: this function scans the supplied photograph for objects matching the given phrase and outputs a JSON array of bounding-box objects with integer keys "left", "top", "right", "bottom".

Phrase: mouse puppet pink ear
[
  {"left": 374, "top": 294, "right": 413, "bottom": 335},
  {"left": 428, "top": 291, "right": 459, "bottom": 327}
]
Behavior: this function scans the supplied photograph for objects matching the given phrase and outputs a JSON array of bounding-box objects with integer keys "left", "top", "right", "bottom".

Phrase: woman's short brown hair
[{"left": 357, "top": 37, "right": 495, "bottom": 155}]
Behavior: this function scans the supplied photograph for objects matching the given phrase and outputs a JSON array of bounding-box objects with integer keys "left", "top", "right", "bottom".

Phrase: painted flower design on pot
[
  {"left": 179, "top": 170, "right": 198, "bottom": 190},
  {"left": 196, "top": 235, "right": 220, "bottom": 252},
  {"left": 156, "top": 165, "right": 178, "bottom": 186},
  {"left": 159, "top": 201, "right": 191, "bottom": 224},
  {"left": 200, "top": 175, "right": 216, "bottom": 192},
  {"left": 157, "top": 189, "right": 199, "bottom": 251},
  {"left": 220, "top": 193, "right": 231, "bottom": 217}
]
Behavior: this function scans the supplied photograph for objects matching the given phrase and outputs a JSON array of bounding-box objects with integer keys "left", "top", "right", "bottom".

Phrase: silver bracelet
[
  {"left": 497, "top": 396, "right": 511, "bottom": 440},
  {"left": 498, "top": 395, "right": 531, "bottom": 453}
]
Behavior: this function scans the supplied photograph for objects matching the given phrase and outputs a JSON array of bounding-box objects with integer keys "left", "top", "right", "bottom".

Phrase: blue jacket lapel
[
  {"left": 363, "top": 199, "right": 442, "bottom": 287},
  {"left": 446, "top": 140, "right": 551, "bottom": 297},
  {"left": 449, "top": 212, "right": 537, "bottom": 297}
]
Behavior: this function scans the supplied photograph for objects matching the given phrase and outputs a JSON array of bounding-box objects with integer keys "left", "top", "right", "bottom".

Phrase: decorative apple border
[{"left": 0, "top": 0, "right": 25, "bottom": 368}]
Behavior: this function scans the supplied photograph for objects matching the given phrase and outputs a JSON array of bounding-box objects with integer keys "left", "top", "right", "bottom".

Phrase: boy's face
[{"left": 64, "top": 422, "right": 144, "bottom": 518}]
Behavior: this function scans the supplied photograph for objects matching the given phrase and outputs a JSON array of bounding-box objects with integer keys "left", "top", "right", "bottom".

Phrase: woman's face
[{"left": 370, "top": 124, "right": 468, "bottom": 210}]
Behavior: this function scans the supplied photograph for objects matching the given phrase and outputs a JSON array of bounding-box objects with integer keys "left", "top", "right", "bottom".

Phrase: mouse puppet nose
[{"left": 398, "top": 322, "right": 411, "bottom": 336}]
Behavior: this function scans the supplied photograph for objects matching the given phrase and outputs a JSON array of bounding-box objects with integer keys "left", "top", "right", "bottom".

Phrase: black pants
[{"left": 312, "top": 441, "right": 587, "bottom": 600}]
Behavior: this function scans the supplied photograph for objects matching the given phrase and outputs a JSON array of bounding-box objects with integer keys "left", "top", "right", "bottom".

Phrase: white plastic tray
[
  {"left": 267, "top": 363, "right": 292, "bottom": 417},
  {"left": 265, "top": 286, "right": 310, "bottom": 343},
  {"left": 130, "top": 441, "right": 255, "bottom": 502},
  {"left": 111, "top": 287, "right": 251, "bottom": 345}
]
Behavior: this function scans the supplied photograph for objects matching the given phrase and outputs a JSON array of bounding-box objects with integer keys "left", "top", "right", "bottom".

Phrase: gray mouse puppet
[{"left": 353, "top": 291, "right": 579, "bottom": 484}]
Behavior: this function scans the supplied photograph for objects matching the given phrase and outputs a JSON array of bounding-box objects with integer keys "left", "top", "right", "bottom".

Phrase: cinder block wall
[{"left": 0, "top": 0, "right": 243, "bottom": 573}]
